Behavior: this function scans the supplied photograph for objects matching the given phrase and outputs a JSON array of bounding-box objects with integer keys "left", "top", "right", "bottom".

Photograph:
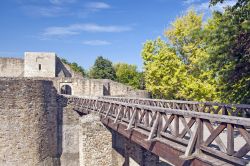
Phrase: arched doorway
[{"left": 61, "top": 85, "right": 72, "bottom": 95}]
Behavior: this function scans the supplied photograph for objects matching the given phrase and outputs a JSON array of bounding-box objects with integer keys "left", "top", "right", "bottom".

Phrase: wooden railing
[
  {"left": 99, "top": 96, "right": 250, "bottom": 117},
  {"left": 66, "top": 95, "right": 250, "bottom": 165}
]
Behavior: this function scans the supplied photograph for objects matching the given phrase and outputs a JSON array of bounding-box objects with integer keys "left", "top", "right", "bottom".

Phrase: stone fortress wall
[
  {"left": 53, "top": 77, "right": 149, "bottom": 97},
  {"left": 0, "top": 78, "right": 59, "bottom": 165},
  {"left": 0, "top": 58, "right": 24, "bottom": 77},
  {"left": 0, "top": 52, "right": 149, "bottom": 98}
]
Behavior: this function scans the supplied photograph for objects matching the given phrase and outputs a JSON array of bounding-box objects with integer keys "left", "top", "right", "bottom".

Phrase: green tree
[
  {"left": 61, "top": 58, "right": 85, "bottom": 77},
  {"left": 204, "top": 0, "right": 250, "bottom": 103},
  {"left": 89, "top": 56, "right": 116, "bottom": 80},
  {"left": 142, "top": 38, "right": 186, "bottom": 99},
  {"left": 70, "top": 63, "right": 85, "bottom": 76},
  {"left": 142, "top": 11, "right": 219, "bottom": 101},
  {"left": 114, "top": 63, "right": 144, "bottom": 89},
  {"left": 165, "top": 10, "right": 211, "bottom": 76}
]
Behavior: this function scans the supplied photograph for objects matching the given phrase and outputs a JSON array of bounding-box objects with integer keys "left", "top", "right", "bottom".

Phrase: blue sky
[{"left": 0, "top": 0, "right": 236, "bottom": 70}]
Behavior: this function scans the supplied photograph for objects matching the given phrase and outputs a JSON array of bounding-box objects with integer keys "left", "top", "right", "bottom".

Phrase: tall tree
[
  {"left": 89, "top": 56, "right": 116, "bottom": 80},
  {"left": 114, "top": 63, "right": 144, "bottom": 89},
  {"left": 142, "top": 11, "right": 219, "bottom": 101},
  {"left": 142, "top": 38, "right": 187, "bottom": 99},
  {"left": 205, "top": 0, "right": 250, "bottom": 103}
]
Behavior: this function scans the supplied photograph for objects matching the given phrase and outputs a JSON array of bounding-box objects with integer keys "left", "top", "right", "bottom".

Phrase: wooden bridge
[{"left": 65, "top": 95, "right": 250, "bottom": 166}]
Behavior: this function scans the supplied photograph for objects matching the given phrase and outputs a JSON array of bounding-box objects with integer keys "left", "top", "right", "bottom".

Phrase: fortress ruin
[
  {"left": 0, "top": 52, "right": 149, "bottom": 97},
  {"left": 1, "top": 52, "right": 249, "bottom": 166},
  {"left": 0, "top": 52, "right": 154, "bottom": 166}
]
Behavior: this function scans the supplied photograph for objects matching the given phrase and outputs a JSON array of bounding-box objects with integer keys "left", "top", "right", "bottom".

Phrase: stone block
[{"left": 79, "top": 114, "right": 112, "bottom": 166}]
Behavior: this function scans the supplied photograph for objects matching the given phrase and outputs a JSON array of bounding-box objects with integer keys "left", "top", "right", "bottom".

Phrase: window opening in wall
[
  {"left": 39, "top": 64, "right": 41, "bottom": 71},
  {"left": 60, "top": 85, "right": 72, "bottom": 95}
]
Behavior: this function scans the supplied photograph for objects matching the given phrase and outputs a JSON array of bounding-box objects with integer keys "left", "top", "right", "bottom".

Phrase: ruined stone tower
[{"left": 24, "top": 52, "right": 57, "bottom": 77}]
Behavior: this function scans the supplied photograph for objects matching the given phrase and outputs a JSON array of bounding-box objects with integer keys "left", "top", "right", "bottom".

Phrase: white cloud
[
  {"left": 193, "top": 2, "right": 210, "bottom": 12},
  {"left": 76, "top": 2, "right": 111, "bottom": 18},
  {"left": 42, "top": 23, "right": 132, "bottom": 37},
  {"left": 50, "top": 0, "right": 76, "bottom": 5},
  {"left": 187, "top": 0, "right": 237, "bottom": 13},
  {"left": 43, "top": 27, "right": 78, "bottom": 36},
  {"left": 85, "top": 2, "right": 110, "bottom": 11},
  {"left": 19, "top": 1, "right": 110, "bottom": 18},
  {"left": 82, "top": 40, "right": 111, "bottom": 46},
  {"left": 210, "top": 0, "right": 237, "bottom": 11},
  {"left": 183, "top": 0, "right": 201, "bottom": 5},
  {"left": 21, "top": 5, "right": 71, "bottom": 17}
]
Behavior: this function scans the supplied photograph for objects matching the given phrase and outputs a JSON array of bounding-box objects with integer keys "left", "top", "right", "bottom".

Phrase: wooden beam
[
  {"left": 227, "top": 124, "right": 234, "bottom": 155},
  {"left": 179, "top": 118, "right": 195, "bottom": 138},
  {"left": 179, "top": 116, "right": 193, "bottom": 137},
  {"left": 147, "top": 112, "right": 160, "bottom": 141},
  {"left": 233, "top": 143, "right": 250, "bottom": 158},
  {"left": 204, "top": 121, "right": 227, "bottom": 153},
  {"left": 114, "top": 105, "right": 123, "bottom": 123},
  {"left": 180, "top": 119, "right": 199, "bottom": 159},
  {"left": 238, "top": 125, "right": 250, "bottom": 145},
  {"left": 105, "top": 104, "right": 112, "bottom": 118},
  {"left": 173, "top": 115, "right": 179, "bottom": 137},
  {"left": 126, "top": 107, "right": 136, "bottom": 130},
  {"left": 200, "top": 145, "right": 247, "bottom": 166},
  {"left": 162, "top": 114, "right": 174, "bottom": 132}
]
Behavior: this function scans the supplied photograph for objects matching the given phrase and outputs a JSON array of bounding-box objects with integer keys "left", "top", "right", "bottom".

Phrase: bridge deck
[{"left": 65, "top": 95, "right": 250, "bottom": 166}]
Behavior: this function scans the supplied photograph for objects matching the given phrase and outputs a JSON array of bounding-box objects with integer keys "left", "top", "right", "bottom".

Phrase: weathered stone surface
[
  {"left": 79, "top": 114, "right": 113, "bottom": 166},
  {"left": 0, "top": 78, "right": 59, "bottom": 166},
  {"left": 112, "top": 131, "right": 159, "bottom": 166},
  {"left": 0, "top": 58, "right": 24, "bottom": 77},
  {"left": 59, "top": 104, "right": 80, "bottom": 166},
  {"left": 112, "top": 149, "right": 125, "bottom": 166},
  {"left": 24, "top": 52, "right": 56, "bottom": 77}
]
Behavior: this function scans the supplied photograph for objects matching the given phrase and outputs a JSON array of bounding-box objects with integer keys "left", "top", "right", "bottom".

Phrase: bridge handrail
[
  {"left": 67, "top": 95, "right": 250, "bottom": 125},
  {"left": 65, "top": 95, "right": 250, "bottom": 165},
  {"left": 99, "top": 96, "right": 250, "bottom": 116}
]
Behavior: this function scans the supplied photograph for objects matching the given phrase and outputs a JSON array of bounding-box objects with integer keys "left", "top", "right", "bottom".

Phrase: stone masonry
[
  {"left": 112, "top": 131, "right": 159, "bottom": 166},
  {"left": 24, "top": 52, "right": 56, "bottom": 77},
  {"left": 59, "top": 103, "right": 80, "bottom": 166},
  {"left": 0, "top": 58, "right": 24, "bottom": 77},
  {"left": 0, "top": 78, "right": 59, "bottom": 165},
  {"left": 79, "top": 114, "right": 113, "bottom": 166}
]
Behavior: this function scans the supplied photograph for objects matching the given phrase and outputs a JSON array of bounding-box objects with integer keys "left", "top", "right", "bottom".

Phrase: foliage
[
  {"left": 61, "top": 58, "right": 85, "bottom": 77},
  {"left": 165, "top": 11, "right": 203, "bottom": 66},
  {"left": 142, "top": 11, "right": 219, "bottom": 101},
  {"left": 142, "top": 38, "right": 186, "bottom": 99},
  {"left": 209, "top": 0, "right": 248, "bottom": 8},
  {"left": 114, "top": 63, "right": 144, "bottom": 89},
  {"left": 204, "top": 0, "right": 250, "bottom": 103},
  {"left": 89, "top": 56, "right": 116, "bottom": 80},
  {"left": 142, "top": 1, "right": 250, "bottom": 103}
]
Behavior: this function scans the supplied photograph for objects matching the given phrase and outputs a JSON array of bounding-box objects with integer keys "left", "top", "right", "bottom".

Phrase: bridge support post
[{"left": 79, "top": 113, "right": 113, "bottom": 166}]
